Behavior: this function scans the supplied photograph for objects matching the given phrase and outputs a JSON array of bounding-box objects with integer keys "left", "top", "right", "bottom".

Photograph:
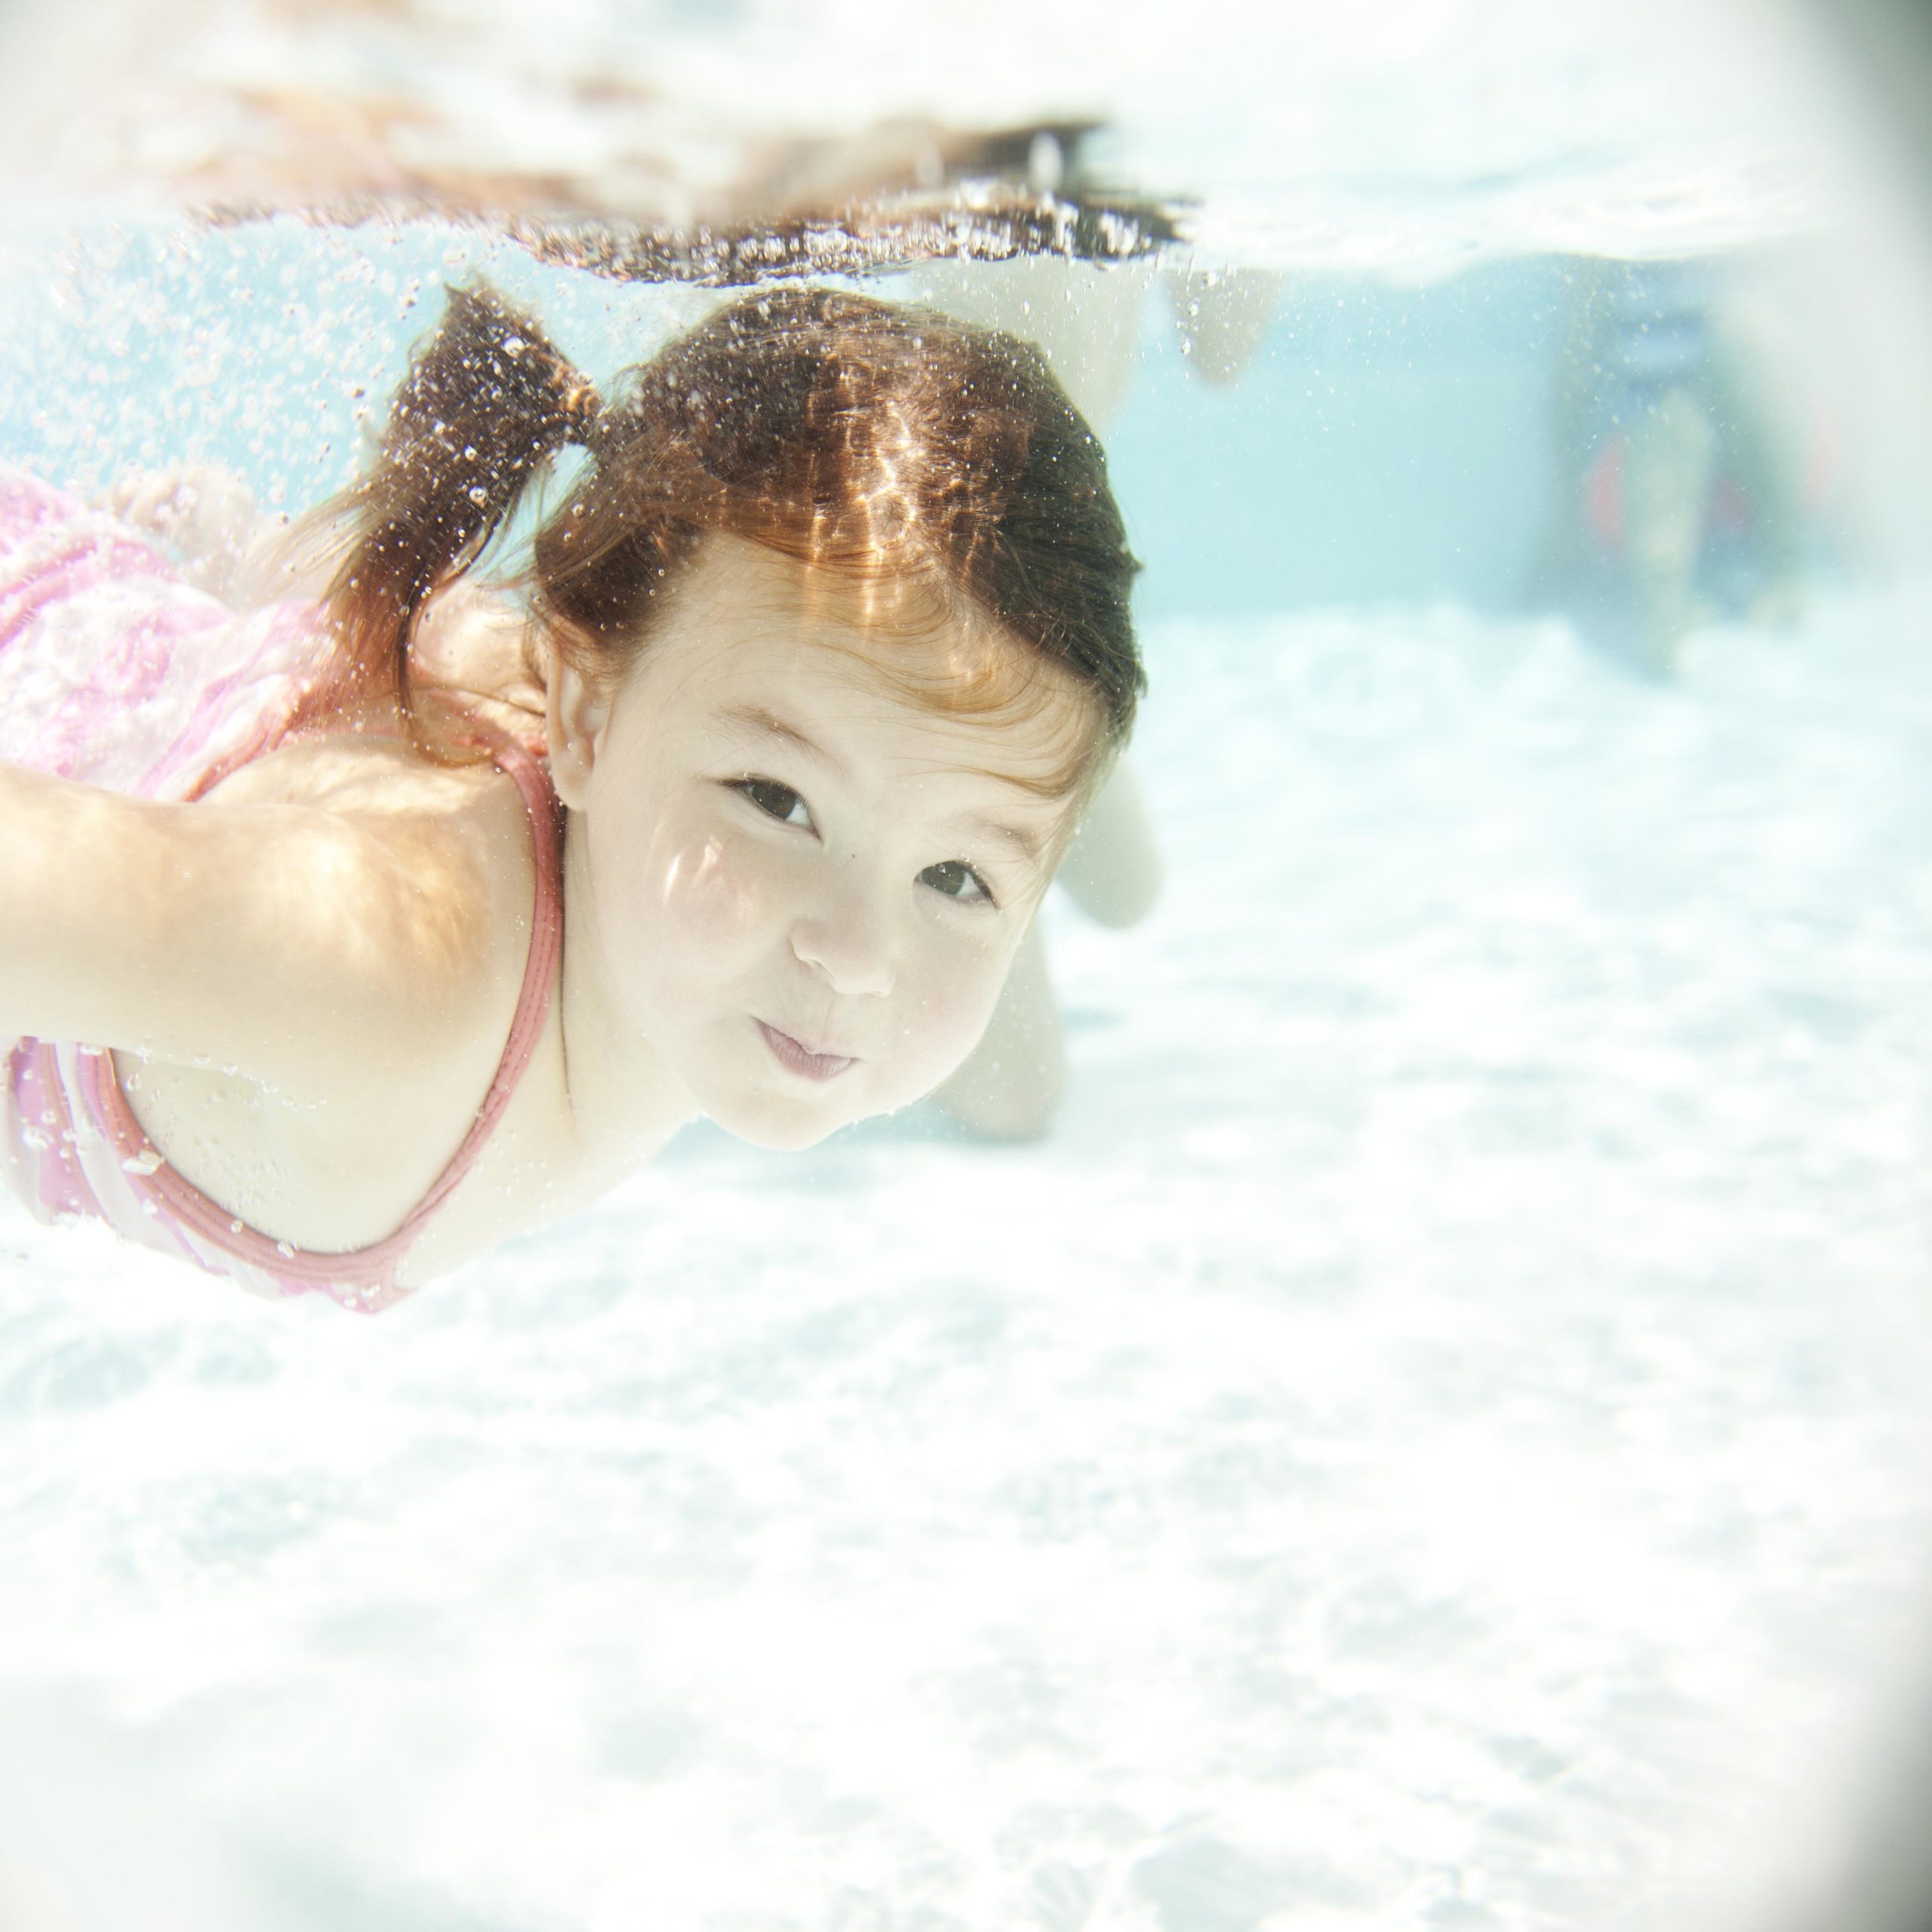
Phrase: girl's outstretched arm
[{"left": 0, "top": 757, "right": 516, "bottom": 1101}]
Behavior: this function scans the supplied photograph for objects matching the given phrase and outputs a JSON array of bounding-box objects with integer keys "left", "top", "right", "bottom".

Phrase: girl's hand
[{"left": 103, "top": 466, "right": 267, "bottom": 601}]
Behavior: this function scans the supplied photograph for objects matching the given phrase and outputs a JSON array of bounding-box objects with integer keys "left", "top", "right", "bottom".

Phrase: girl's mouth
[{"left": 758, "top": 1020, "right": 857, "bottom": 1082}]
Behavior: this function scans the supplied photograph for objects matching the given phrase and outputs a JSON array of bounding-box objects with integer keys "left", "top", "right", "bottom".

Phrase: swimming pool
[{"left": 4, "top": 3, "right": 1932, "bottom": 1927}]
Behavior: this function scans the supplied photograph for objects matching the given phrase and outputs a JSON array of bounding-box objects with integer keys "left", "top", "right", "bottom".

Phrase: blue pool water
[{"left": 4, "top": 4, "right": 1932, "bottom": 1928}]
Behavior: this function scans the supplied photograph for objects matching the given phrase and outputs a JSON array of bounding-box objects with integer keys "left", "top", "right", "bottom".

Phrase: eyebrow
[
  {"left": 717, "top": 701, "right": 1052, "bottom": 867},
  {"left": 965, "top": 815, "right": 1047, "bottom": 865},
  {"left": 715, "top": 703, "right": 850, "bottom": 780}
]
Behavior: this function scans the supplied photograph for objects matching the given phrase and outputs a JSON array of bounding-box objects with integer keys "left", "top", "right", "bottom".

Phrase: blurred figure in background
[
  {"left": 909, "top": 252, "right": 1278, "bottom": 1137},
  {"left": 929, "top": 756, "right": 1163, "bottom": 1138},
  {"left": 1531, "top": 254, "right": 1830, "bottom": 675}
]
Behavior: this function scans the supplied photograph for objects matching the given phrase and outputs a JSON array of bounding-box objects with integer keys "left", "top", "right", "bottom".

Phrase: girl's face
[{"left": 549, "top": 538, "right": 1093, "bottom": 1149}]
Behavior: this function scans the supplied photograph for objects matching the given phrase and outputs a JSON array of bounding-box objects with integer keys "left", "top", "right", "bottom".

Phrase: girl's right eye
[{"left": 731, "top": 777, "right": 814, "bottom": 831}]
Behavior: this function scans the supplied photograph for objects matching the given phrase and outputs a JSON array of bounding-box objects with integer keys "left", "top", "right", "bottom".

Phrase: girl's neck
[{"left": 555, "top": 810, "right": 701, "bottom": 1172}]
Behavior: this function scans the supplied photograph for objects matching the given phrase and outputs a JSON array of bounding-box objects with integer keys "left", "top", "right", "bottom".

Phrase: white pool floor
[{"left": 4, "top": 586, "right": 1932, "bottom": 1930}]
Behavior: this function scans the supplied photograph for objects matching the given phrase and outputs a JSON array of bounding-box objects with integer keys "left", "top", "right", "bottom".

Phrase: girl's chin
[
  {"left": 688, "top": 1046, "right": 949, "bottom": 1151},
  {"left": 709, "top": 1079, "right": 940, "bottom": 1152},
  {"left": 704, "top": 1091, "right": 860, "bottom": 1152},
  {"left": 727, "top": 1115, "right": 841, "bottom": 1152}
]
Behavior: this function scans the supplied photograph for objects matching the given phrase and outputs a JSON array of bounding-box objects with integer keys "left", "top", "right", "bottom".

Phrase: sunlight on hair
[
  {"left": 786, "top": 552, "right": 1104, "bottom": 801},
  {"left": 857, "top": 398, "right": 920, "bottom": 549},
  {"left": 511, "top": 286, "right": 1140, "bottom": 804}
]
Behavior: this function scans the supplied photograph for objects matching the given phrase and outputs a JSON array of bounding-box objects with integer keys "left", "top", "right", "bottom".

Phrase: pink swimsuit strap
[{"left": 82, "top": 731, "right": 565, "bottom": 1289}]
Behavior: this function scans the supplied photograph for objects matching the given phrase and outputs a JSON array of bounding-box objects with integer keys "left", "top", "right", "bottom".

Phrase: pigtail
[{"left": 326, "top": 283, "right": 600, "bottom": 712}]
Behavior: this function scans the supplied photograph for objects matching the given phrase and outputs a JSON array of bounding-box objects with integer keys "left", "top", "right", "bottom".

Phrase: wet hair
[{"left": 323, "top": 281, "right": 1143, "bottom": 795}]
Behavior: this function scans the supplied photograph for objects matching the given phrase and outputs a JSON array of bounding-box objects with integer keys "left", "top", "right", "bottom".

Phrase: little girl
[{"left": 0, "top": 282, "right": 1143, "bottom": 1312}]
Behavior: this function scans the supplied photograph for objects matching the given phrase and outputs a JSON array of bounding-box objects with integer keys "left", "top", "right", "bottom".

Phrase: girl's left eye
[
  {"left": 919, "top": 860, "right": 995, "bottom": 906},
  {"left": 733, "top": 777, "right": 814, "bottom": 830}
]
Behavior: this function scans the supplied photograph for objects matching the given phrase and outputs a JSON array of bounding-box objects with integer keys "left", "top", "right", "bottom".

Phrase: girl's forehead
[
  {"left": 641, "top": 538, "right": 1098, "bottom": 780},
  {"left": 663, "top": 535, "right": 978, "bottom": 660}
]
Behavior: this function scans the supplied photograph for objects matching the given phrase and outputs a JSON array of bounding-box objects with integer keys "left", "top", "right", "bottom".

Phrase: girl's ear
[{"left": 546, "top": 632, "right": 612, "bottom": 810}]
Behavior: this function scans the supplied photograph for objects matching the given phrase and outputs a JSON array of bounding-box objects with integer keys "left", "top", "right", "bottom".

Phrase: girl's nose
[{"left": 790, "top": 872, "right": 896, "bottom": 998}]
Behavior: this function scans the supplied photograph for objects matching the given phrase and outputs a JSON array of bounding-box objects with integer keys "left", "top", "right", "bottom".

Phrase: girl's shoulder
[
  {"left": 207, "top": 712, "right": 523, "bottom": 820},
  {"left": 205, "top": 721, "right": 546, "bottom": 1071},
  {"left": 5, "top": 714, "right": 547, "bottom": 1111},
  {"left": 109, "top": 723, "right": 559, "bottom": 1258}
]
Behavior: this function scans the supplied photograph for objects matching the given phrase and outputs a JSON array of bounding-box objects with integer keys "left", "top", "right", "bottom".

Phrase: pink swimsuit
[{"left": 0, "top": 463, "right": 564, "bottom": 1313}]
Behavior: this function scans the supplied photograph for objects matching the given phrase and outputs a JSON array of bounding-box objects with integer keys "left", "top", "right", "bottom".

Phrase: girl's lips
[{"left": 758, "top": 1020, "right": 856, "bottom": 1082}]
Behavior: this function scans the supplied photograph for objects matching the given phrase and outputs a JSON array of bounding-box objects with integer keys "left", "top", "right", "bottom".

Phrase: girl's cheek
[
  {"left": 651, "top": 829, "right": 770, "bottom": 949},
  {"left": 911, "top": 940, "right": 1006, "bottom": 1051}
]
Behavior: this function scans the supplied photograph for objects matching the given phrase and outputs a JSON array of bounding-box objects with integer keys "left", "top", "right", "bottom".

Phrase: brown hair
[{"left": 324, "top": 281, "right": 1143, "bottom": 791}]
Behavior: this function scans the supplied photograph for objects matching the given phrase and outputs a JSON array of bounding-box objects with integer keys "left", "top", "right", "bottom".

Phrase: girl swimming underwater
[{"left": 0, "top": 283, "right": 1143, "bottom": 1311}]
